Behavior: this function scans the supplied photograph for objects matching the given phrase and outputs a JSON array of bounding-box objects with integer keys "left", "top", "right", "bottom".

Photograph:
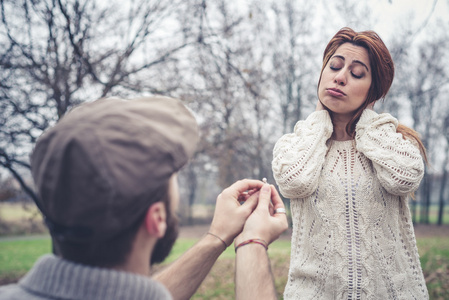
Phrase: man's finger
[
  {"left": 241, "top": 191, "right": 260, "bottom": 212},
  {"left": 268, "top": 202, "right": 274, "bottom": 215},
  {"left": 222, "top": 179, "right": 264, "bottom": 200},
  {"left": 256, "top": 184, "right": 272, "bottom": 210},
  {"left": 270, "top": 185, "right": 285, "bottom": 209}
]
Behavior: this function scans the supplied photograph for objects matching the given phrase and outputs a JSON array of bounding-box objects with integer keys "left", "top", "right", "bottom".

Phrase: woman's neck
[{"left": 331, "top": 113, "right": 353, "bottom": 141}]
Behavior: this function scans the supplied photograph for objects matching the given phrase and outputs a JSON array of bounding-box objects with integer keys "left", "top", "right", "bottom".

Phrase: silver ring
[{"left": 274, "top": 208, "right": 286, "bottom": 214}]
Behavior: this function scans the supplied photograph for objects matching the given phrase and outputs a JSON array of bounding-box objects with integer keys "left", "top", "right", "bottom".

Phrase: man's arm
[
  {"left": 234, "top": 184, "right": 289, "bottom": 300},
  {"left": 152, "top": 234, "right": 226, "bottom": 300},
  {"left": 235, "top": 243, "right": 277, "bottom": 299},
  {"left": 153, "top": 179, "right": 264, "bottom": 300}
]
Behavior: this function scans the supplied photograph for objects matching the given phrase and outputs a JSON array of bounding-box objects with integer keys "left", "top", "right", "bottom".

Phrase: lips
[{"left": 327, "top": 88, "right": 346, "bottom": 97}]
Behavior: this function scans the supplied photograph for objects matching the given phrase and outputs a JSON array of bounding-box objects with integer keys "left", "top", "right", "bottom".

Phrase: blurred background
[{"left": 0, "top": 0, "right": 448, "bottom": 232}]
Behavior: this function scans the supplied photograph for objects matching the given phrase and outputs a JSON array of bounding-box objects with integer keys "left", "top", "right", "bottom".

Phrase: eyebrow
[{"left": 332, "top": 55, "right": 370, "bottom": 72}]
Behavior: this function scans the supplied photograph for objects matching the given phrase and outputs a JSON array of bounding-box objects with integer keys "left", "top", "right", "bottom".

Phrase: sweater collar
[{"left": 19, "top": 254, "right": 172, "bottom": 300}]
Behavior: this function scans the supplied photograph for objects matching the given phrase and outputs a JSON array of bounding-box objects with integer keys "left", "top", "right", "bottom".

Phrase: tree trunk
[
  {"left": 437, "top": 146, "right": 448, "bottom": 225},
  {"left": 411, "top": 199, "right": 417, "bottom": 224},
  {"left": 1, "top": 162, "right": 38, "bottom": 204},
  {"left": 187, "top": 167, "right": 197, "bottom": 225},
  {"left": 419, "top": 170, "right": 431, "bottom": 224},
  {"left": 437, "top": 169, "right": 447, "bottom": 225},
  {"left": 424, "top": 171, "right": 431, "bottom": 224}
]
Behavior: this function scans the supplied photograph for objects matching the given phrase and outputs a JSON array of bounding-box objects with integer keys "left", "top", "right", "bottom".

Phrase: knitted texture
[
  {"left": 272, "top": 109, "right": 428, "bottom": 299},
  {"left": 0, "top": 254, "right": 173, "bottom": 300}
]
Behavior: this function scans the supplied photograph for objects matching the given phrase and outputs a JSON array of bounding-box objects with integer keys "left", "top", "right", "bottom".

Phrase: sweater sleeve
[
  {"left": 355, "top": 109, "right": 424, "bottom": 196},
  {"left": 272, "top": 110, "right": 333, "bottom": 199}
]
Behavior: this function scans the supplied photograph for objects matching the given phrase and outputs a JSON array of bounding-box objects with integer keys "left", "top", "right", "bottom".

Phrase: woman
[{"left": 272, "top": 27, "right": 429, "bottom": 299}]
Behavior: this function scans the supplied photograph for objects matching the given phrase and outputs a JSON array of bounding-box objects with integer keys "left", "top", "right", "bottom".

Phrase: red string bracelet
[{"left": 234, "top": 239, "right": 268, "bottom": 252}]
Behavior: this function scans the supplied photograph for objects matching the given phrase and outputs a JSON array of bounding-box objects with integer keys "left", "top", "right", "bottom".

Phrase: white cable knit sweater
[{"left": 272, "top": 109, "right": 428, "bottom": 300}]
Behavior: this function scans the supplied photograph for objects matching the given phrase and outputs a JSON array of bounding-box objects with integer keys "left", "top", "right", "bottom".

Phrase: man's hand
[
  {"left": 234, "top": 184, "right": 288, "bottom": 300},
  {"left": 154, "top": 179, "right": 272, "bottom": 300},
  {"left": 235, "top": 184, "right": 288, "bottom": 246},
  {"left": 208, "top": 179, "right": 264, "bottom": 247}
]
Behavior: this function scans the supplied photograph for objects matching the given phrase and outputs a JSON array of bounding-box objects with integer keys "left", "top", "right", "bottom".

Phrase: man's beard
[{"left": 150, "top": 212, "right": 179, "bottom": 264}]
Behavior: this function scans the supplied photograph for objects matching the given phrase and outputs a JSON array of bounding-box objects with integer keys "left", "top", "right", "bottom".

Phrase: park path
[
  {"left": 178, "top": 224, "right": 449, "bottom": 239},
  {"left": 1, "top": 224, "right": 447, "bottom": 242}
]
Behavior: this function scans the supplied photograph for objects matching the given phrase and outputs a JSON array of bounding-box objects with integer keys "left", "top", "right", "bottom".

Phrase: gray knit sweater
[{"left": 0, "top": 254, "right": 172, "bottom": 300}]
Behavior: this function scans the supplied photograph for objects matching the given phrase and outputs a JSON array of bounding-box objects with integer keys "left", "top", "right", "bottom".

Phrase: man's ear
[{"left": 144, "top": 202, "right": 167, "bottom": 238}]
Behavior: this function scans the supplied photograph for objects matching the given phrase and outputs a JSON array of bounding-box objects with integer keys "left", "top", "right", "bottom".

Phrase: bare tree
[
  {"left": 438, "top": 115, "right": 449, "bottom": 225},
  {"left": 3, "top": 0, "right": 449, "bottom": 226},
  {"left": 181, "top": 0, "right": 261, "bottom": 188},
  {"left": 387, "top": 18, "right": 449, "bottom": 223},
  {"left": 0, "top": 0, "right": 196, "bottom": 198},
  {"left": 270, "top": 0, "right": 319, "bottom": 135},
  {"left": 0, "top": 175, "right": 21, "bottom": 202}
]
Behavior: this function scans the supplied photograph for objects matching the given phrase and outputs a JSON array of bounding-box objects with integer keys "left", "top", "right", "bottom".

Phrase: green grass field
[
  {"left": 0, "top": 237, "right": 447, "bottom": 299},
  {"left": 1, "top": 202, "right": 448, "bottom": 298}
]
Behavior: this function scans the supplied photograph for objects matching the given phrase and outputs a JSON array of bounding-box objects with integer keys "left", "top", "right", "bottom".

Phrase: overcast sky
[{"left": 370, "top": 0, "right": 447, "bottom": 39}]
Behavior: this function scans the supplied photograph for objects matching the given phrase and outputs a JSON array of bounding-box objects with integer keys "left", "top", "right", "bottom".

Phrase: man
[{"left": 0, "top": 96, "right": 288, "bottom": 300}]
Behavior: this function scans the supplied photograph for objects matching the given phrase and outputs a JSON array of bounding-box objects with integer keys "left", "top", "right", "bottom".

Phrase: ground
[{"left": 179, "top": 223, "right": 449, "bottom": 239}]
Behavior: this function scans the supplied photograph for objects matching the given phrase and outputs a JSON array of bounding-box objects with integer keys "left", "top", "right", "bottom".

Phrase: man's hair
[{"left": 53, "top": 181, "right": 170, "bottom": 268}]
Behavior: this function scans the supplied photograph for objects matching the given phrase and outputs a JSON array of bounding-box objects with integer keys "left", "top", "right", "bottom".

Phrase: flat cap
[{"left": 30, "top": 96, "right": 199, "bottom": 242}]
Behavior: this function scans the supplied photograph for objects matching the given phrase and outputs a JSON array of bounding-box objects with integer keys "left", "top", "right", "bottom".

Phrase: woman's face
[{"left": 318, "top": 43, "right": 372, "bottom": 117}]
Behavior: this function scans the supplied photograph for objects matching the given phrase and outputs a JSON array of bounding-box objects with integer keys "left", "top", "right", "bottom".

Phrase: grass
[
  {"left": 0, "top": 237, "right": 447, "bottom": 299},
  {"left": 156, "top": 239, "right": 291, "bottom": 299},
  {"left": 1, "top": 203, "right": 448, "bottom": 298},
  {"left": 417, "top": 237, "right": 449, "bottom": 300},
  {"left": 0, "top": 237, "right": 52, "bottom": 282}
]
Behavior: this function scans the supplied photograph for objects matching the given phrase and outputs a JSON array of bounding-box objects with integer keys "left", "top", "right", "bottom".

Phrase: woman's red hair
[{"left": 318, "top": 27, "right": 427, "bottom": 162}]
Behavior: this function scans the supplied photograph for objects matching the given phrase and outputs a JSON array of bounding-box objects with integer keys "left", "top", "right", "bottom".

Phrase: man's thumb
[{"left": 258, "top": 184, "right": 271, "bottom": 207}]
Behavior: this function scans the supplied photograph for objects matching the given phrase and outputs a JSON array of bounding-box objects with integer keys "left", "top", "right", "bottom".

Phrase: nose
[{"left": 334, "top": 70, "right": 346, "bottom": 86}]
